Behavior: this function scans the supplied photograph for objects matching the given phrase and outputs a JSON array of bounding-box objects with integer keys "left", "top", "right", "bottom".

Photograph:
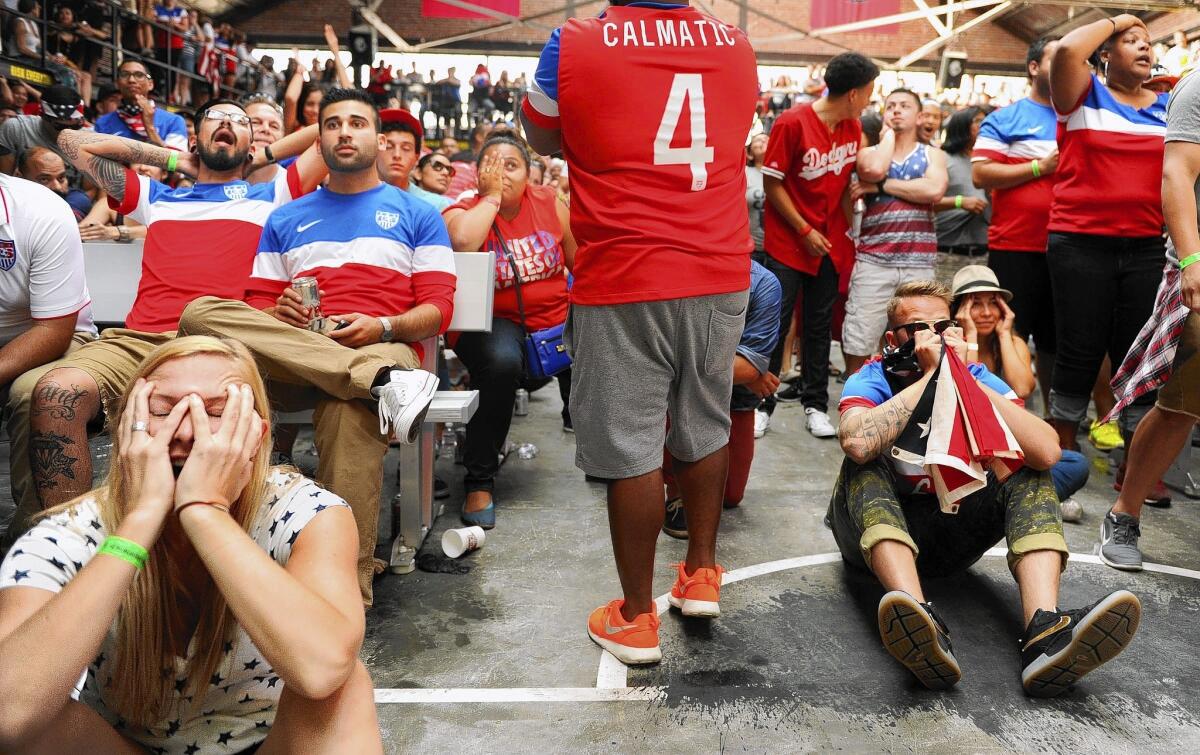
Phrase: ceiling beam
[
  {"left": 894, "top": 1, "right": 1015, "bottom": 69},
  {"left": 410, "top": 0, "right": 585, "bottom": 52},
  {"left": 913, "top": 0, "right": 951, "bottom": 37},
  {"left": 757, "top": 0, "right": 1006, "bottom": 44}
]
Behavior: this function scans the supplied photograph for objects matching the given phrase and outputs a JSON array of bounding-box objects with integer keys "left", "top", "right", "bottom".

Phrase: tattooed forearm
[
  {"left": 31, "top": 381, "right": 88, "bottom": 421},
  {"left": 57, "top": 129, "right": 171, "bottom": 201},
  {"left": 839, "top": 399, "right": 916, "bottom": 464}
]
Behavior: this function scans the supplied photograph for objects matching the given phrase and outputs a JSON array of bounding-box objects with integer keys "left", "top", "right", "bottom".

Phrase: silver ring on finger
[{"left": 132, "top": 421, "right": 149, "bottom": 432}]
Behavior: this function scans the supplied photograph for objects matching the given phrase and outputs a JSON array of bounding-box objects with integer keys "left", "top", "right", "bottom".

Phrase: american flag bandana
[{"left": 892, "top": 340, "right": 1024, "bottom": 514}]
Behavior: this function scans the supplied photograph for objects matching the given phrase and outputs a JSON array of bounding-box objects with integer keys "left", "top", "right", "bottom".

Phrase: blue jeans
[{"left": 1050, "top": 449, "right": 1089, "bottom": 501}]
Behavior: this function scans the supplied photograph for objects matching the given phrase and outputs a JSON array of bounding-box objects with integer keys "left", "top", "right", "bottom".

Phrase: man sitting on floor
[
  {"left": 828, "top": 280, "right": 1142, "bottom": 697},
  {"left": 178, "top": 89, "right": 453, "bottom": 606}
]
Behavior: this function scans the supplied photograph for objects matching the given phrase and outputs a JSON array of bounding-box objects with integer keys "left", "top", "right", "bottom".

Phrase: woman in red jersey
[
  {"left": 1047, "top": 14, "right": 1168, "bottom": 454},
  {"left": 443, "top": 134, "right": 577, "bottom": 530}
]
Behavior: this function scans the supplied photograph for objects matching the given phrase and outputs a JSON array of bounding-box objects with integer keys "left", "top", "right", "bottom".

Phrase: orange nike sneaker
[
  {"left": 667, "top": 562, "right": 724, "bottom": 618},
  {"left": 587, "top": 600, "right": 662, "bottom": 665}
]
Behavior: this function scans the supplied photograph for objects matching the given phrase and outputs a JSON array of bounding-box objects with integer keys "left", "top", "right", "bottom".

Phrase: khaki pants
[
  {"left": 2, "top": 332, "right": 101, "bottom": 549},
  {"left": 178, "top": 296, "right": 420, "bottom": 606}
]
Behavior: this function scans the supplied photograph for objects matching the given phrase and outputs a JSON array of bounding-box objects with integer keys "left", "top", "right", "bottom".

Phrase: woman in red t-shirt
[{"left": 443, "top": 134, "right": 577, "bottom": 529}]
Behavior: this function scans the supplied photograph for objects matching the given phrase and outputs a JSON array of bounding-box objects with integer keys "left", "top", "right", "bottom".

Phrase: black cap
[{"left": 40, "top": 85, "right": 84, "bottom": 120}]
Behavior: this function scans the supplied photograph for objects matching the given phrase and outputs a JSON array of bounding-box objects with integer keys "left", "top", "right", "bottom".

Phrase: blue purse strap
[{"left": 491, "top": 222, "right": 529, "bottom": 335}]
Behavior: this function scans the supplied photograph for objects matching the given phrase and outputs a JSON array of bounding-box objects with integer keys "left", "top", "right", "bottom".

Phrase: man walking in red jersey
[{"left": 522, "top": 1, "right": 758, "bottom": 665}]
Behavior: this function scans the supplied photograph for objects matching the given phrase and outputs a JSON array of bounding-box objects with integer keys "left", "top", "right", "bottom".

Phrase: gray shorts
[{"left": 565, "top": 290, "right": 749, "bottom": 479}]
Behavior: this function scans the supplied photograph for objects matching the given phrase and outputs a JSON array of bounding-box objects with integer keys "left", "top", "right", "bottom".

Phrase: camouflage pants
[{"left": 827, "top": 457, "right": 1068, "bottom": 576}]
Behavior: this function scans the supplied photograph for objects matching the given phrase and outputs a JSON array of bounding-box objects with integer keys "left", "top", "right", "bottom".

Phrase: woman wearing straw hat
[{"left": 952, "top": 266, "right": 1089, "bottom": 521}]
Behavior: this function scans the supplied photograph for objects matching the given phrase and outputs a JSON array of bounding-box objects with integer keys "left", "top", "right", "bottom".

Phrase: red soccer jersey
[
  {"left": 761, "top": 103, "right": 861, "bottom": 274},
  {"left": 522, "top": 3, "right": 759, "bottom": 306}
]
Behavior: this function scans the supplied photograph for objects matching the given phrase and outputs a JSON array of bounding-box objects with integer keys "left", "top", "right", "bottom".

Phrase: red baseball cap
[{"left": 379, "top": 108, "right": 424, "bottom": 141}]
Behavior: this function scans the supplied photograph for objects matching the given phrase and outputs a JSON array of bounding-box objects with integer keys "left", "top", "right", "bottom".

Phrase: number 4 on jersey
[{"left": 653, "top": 74, "right": 715, "bottom": 192}]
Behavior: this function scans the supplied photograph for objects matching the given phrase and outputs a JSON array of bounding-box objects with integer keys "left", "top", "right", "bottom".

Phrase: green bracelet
[
  {"left": 954, "top": 195, "right": 963, "bottom": 209},
  {"left": 1181, "top": 252, "right": 1200, "bottom": 270},
  {"left": 97, "top": 536, "right": 149, "bottom": 570},
  {"left": 1030, "top": 159, "right": 1041, "bottom": 178},
  {"left": 166, "top": 151, "right": 178, "bottom": 173}
]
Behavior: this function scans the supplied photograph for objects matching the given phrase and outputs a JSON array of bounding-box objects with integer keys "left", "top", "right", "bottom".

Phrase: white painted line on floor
[
  {"left": 594, "top": 549, "right": 1200, "bottom": 690},
  {"left": 374, "top": 686, "right": 667, "bottom": 704}
]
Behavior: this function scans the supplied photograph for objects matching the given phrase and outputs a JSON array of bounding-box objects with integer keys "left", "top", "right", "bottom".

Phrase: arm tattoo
[
  {"left": 839, "top": 398, "right": 916, "bottom": 464},
  {"left": 58, "top": 130, "right": 171, "bottom": 202}
]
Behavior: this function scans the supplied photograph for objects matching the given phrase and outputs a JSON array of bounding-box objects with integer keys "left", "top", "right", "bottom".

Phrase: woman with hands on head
[
  {"left": 442, "top": 134, "right": 577, "bottom": 530},
  {"left": 0, "top": 337, "right": 381, "bottom": 754},
  {"left": 951, "top": 268, "right": 1089, "bottom": 518}
]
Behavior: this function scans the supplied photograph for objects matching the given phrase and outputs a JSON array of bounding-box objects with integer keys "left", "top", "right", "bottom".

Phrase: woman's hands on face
[
  {"left": 119, "top": 378, "right": 189, "bottom": 524},
  {"left": 996, "top": 296, "right": 1016, "bottom": 335},
  {"left": 954, "top": 297, "right": 978, "bottom": 340},
  {"left": 173, "top": 384, "right": 264, "bottom": 512},
  {"left": 477, "top": 152, "right": 504, "bottom": 200}
]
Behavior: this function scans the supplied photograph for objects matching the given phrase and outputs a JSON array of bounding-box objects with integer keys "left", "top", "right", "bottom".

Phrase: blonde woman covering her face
[{"left": 0, "top": 337, "right": 381, "bottom": 753}]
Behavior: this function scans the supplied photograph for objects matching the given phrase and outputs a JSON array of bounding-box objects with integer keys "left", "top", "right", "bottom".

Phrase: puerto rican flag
[{"left": 891, "top": 343, "right": 1024, "bottom": 514}]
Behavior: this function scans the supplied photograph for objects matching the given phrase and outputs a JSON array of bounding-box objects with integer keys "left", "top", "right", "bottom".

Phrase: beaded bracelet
[{"left": 97, "top": 535, "right": 149, "bottom": 570}]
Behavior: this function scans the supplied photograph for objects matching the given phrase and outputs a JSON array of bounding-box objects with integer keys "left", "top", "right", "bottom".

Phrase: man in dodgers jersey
[
  {"left": 758, "top": 52, "right": 887, "bottom": 439},
  {"left": 15, "top": 100, "right": 327, "bottom": 542},
  {"left": 522, "top": 1, "right": 758, "bottom": 665},
  {"left": 179, "top": 89, "right": 453, "bottom": 606},
  {"left": 972, "top": 37, "right": 1061, "bottom": 414}
]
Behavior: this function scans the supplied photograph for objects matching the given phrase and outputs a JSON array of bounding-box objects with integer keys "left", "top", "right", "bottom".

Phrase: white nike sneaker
[
  {"left": 805, "top": 407, "right": 837, "bottom": 439},
  {"left": 754, "top": 409, "right": 770, "bottom": 439},
  {"left": 372, "top": 369, "right": 438, "bottom": 444}
]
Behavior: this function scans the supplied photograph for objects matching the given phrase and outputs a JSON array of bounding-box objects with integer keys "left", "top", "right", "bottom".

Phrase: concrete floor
[{"left": 4, "top": 376, "right": 1200, "bottom": 753}]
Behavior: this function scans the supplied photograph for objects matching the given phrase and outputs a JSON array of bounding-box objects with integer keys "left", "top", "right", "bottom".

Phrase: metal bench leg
[{"left": 389, "top": 426, "right": 435, "bottom": 572}]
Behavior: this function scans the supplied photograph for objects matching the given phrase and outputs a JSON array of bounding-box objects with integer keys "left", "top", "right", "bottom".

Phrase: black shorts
[{"left": 989, "top": 250, "right": 1055, "bottom": 354}]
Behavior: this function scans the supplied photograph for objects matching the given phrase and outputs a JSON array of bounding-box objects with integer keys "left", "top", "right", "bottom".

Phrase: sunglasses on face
[
  {"left": 892, "top": 319, "right": 958, "bottom": 339},
  {"left": 202, "top": 109, "right": 251, "bottom": 127},
  {"left": 427, "top": 161, "right": 455, "bottom": 176}
]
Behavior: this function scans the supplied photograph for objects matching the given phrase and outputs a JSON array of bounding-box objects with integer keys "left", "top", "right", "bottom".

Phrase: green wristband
[
  {"left": 1180, "top": 252, "right": 1200, "bottom": 270},
  {"left": 166, "top": 151, "right": 178, "bottom": 173},
  {"left": 98, "top": 535, "right": 149, "bottom": 570},
  {"left": 954, "top": 195, "right": 963, "bottom": 209},
  {"left": 1030, "top": 159, "right": 1041, "bottom": 178}
]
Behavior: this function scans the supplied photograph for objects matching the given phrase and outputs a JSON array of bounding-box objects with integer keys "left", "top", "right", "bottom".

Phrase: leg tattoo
[
  {"left": 31, "top": 381, "right": 89, "bottom": 422},
  {"left": 30, "top": 431, "right": 80, "bottom": 492}
]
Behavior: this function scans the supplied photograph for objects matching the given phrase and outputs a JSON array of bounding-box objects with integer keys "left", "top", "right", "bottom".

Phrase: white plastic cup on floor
[{"left": 442, "top": 526, "right": 486, "bottom": 558}]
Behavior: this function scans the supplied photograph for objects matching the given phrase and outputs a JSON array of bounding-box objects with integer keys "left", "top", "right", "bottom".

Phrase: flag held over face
[{"left": 891, "top": 341, "right": 1024, "bottom": 514}]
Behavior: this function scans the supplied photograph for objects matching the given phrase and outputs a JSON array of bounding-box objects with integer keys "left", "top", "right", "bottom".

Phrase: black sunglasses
[
  {"left": 892, "top": 319, "right": 958, "bottom": 338},
  {"left": 428, "top": 161, "right": 456, "bottom": 176}
]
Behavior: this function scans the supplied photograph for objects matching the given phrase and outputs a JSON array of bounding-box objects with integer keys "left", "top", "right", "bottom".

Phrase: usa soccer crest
[
  {"left": 0, "top": 239, "right": 15, "bottom": 271},
  {"left": 375, "top": 210, "right": 399, "bottom": 230},
  {"left": 223, "top": 184, "right": 248, "bottom": 200}
]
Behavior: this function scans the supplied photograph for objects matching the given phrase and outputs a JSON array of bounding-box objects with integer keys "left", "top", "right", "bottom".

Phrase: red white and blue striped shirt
[{"left": 1050, "top": 75, "right": 1168, "bottom": 238}]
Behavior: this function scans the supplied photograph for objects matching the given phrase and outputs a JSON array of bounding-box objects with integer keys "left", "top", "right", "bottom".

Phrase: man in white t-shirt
[{"left": 0, "top": 173, "right": 95, "bottom": 550}]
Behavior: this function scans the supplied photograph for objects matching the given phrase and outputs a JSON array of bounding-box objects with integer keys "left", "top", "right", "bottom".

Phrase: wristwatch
[{"left": 378, "top": 316, "right": 394, "bottom": 343}]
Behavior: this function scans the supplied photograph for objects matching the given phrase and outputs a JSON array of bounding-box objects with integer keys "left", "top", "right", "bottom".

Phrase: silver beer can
[
  {"left": 514, "top": 388, "right": 529, "bottom": 416},
  {"left": 292, "top": 276, "right": 324, "bottom": 332}
]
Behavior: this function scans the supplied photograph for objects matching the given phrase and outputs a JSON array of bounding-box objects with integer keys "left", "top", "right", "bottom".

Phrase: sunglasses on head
[{"left": 892, "top": 319, "right": 958, "bottom": 338}]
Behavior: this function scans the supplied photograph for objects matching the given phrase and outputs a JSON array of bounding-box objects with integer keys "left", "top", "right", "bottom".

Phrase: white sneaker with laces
[
  {"left": 754, "top": 410, "right": 770, "bottom": 439},
  {"left": 372, "top": 369, "right": 439, "bottom": 444},
  {"left": 804, "top": 407, "right": 836, "bottom": 439}
]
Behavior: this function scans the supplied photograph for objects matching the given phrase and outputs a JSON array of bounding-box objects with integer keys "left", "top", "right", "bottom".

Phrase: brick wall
[{"left": 235, "top": 0, "right": 1035, "bottom": 71}]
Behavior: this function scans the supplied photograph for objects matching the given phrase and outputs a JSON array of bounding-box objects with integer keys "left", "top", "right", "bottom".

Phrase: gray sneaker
[{"left": 1099, "top": 510, "right": 1143, "bottom": 572}]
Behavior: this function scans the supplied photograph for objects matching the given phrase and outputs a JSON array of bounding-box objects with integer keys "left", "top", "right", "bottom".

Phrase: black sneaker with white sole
[
  {"left": 774, "top": 381, "right": 803, "bottom": 403},
  {"left": 662, "top": 497, "right": 687, "bottom": 539},
  {"left": 1020, "top": 590, "right": 1141, "bottom": 697},
  {"left": 877, "top": 591, "right": 962, "bottom": 690}
]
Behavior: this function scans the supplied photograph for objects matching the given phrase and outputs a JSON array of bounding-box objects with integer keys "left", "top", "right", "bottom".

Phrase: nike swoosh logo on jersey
[{"left": 297, "top": 219, "right": 322, "bottom": 233}]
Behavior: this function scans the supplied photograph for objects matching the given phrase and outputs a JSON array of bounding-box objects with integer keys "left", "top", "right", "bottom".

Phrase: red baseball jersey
[
  {"left": 761, "top": 103, "right": 861, "bottom": 275},
  {"left": 522, "top": 2, "right": 759, "bottom": 306}
]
